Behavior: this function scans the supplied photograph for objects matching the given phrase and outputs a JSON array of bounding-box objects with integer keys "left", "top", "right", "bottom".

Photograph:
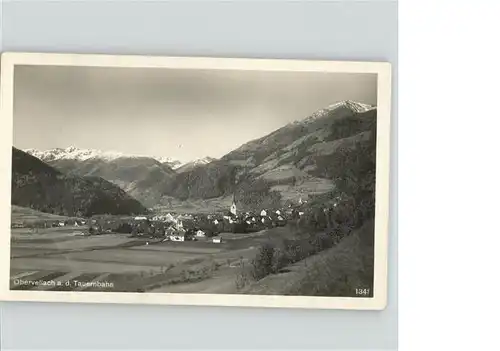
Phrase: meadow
[{"left": 10, "top": 223, "right": 297, "bottom": 294}]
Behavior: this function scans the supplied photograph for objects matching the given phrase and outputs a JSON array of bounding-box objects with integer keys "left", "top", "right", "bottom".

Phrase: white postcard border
[{"left": 0, "top": 52, "right": 391, "bottom": 310}]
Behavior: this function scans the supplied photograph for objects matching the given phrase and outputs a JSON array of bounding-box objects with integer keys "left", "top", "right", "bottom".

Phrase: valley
[
  {"left": 11, "top": 100, "right": 378, "bottom": 296},
  {"left": 23, "top": 100, "right": 376, "bottom": 210}
]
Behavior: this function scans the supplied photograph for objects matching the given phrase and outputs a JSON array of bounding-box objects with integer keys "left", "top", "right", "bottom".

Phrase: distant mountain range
[
  {"left": 11, "top": 148, "right": 148, "bottom": 217},
  {"left": 17, "top": 100, "right": 377, "bottom": 212},
  {"left": 24, "top": 147, "right": 209, "bottom": 170},
  {"left": 24, "top": 148, "right": 218, "bottom": 206}
]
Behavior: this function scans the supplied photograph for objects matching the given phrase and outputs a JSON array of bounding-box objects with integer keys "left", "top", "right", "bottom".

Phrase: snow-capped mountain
[
  {"left": 331, "top": 100, "right": 374, "bottom": 113},
  {"left": 24, "top": 146, "right": 217, "bottom": 172},
  {"left": 156, "top": 156, "right": 183, "bottom": 169},
  {"left": 25, "top": 147, "right": 128, "bottom": 162},
  {"left": 302, "top": 100, "right": 375, "bottom": 123},
  {"left": 175, "top": 156, "right": 217, "bottom": 173},
  {"left": 191, "top": 156, "right": 216, "bottom": 166},
  {"left": 24, "top": 146, "right": 184, "bottom": 167}
]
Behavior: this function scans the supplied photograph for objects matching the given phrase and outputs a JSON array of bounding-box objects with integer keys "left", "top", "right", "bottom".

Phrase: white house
[
  {"left": 260, "top": 209, "right": 267, "bottom": 216},
  {"left": 275, "top": 210, "right": 281, "bottom": 215},
  {"left": 278, "top": 216, "right": 284, "bottom": 221},
  {"left": 169, "top": 233, "right": 185, "bottom": 242},
  {"left": 164, "top": 213, "right": 175, "bottom": 222},
  {"left": 58, "top": 222, "right": 65, "bottom": 227},
  {"left": 196, "top": 230, "right": 206, "bottom": 238},
  {"left": 213, "top": 219, "right": 219, "bottom": 225}
]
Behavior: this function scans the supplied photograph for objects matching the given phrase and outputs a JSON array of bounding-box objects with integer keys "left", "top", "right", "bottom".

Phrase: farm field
[
  {"left": 9, "top": 224, "right": 296, "bottom": 294},
  {"left": 11, "top": 205, "right": 74, "bottom": 223}
]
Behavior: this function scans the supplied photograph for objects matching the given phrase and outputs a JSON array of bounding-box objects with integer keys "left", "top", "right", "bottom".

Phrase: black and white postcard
[{"left": 0, "top": 53, "right": 391, "bottom": 309}]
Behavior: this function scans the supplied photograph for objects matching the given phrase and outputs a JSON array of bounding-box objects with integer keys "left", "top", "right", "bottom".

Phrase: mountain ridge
[
  {"left": 25, "top": 146, "right": 186, "bottom": 169},
  {"left": 157, "top": 100, "right": 377, "bottom": 209},
  {"left": 11, "top": 148, "right": 148, "bottom": 217},
  {"left": 19, "top": 100, "right": 377, "bottom": 210},
  {"left": 175, "top": 156, "right": 217, "bottom": 173}
]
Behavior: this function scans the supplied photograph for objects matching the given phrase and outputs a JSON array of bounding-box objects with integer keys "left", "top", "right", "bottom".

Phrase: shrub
[
  {"left": 270, "top": 247, "right": 288, "bottom": 274},
  {"left": 232, "top": 222, "right": 249, "bottom": 233},
  {"left": 312, "top": 232, "right": 335, "bottom": 252},
  {"left": 251, "top": 242, "right": 276, "bottom": 280},
  {"left": 235, "top": 271, "right": 250, "bottom": 290},
  {"left": 283, "top": 238, "right": 313, "bottom": 264},
  {"left": 116, "top": 223, "right": 133, "bottom": 234}
]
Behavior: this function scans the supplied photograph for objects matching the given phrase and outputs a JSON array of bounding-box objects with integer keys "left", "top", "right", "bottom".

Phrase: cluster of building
[
  {"left": 85, "top": 196, "right": 312, "bottom": 242},
  {"left": 13, "top": 196, "right": 333, "bottom": 244}
]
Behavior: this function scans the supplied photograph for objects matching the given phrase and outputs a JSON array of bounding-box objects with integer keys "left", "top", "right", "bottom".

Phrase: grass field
[
  {"left": 153, "top": 196, "right": 234, "bottom": 214},
  {"left": 11, "top": 205, "right": 76, "bottom": 223},
  {"left": 9, "top": 206, "right": 373, "bottom": 296},
  {"left": 9, "top": 223, "right": 297, "bottom": 294}
]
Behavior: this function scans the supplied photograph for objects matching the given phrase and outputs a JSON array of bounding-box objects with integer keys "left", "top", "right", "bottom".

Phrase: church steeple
[{"left": 230, "top": 193, "right": 237, "bottom": 216}]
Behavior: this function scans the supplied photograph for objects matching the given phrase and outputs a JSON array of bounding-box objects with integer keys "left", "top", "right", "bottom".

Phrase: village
[
  {"left": 10, "top": 195, "right": 348, "bottom": 295},
  {"left": 10, "top": 196, "right": 317, "bottom": 245}
]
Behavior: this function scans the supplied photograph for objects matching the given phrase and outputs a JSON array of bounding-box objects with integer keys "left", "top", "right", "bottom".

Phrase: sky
[{"left": 13, "top": 65, "right": 377, "bottom": 163}]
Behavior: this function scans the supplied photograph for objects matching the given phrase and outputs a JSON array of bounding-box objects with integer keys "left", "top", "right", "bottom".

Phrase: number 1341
[{"left": 356, "top": 288, "right": 370, "bottom": 296}]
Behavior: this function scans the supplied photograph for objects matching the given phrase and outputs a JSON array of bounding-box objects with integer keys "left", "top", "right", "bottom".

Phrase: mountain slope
[
  {"left": 11, "top": 148, "right": 148, "bottom": 217},
  {"left": 159, "top": 100, "right": 377, "bottom": 208},
  {"left": 25, "top": 149, "right": 178, "bottom": 207},
  {"left": 46, "top": 156, "right": 176, "bottom": 191},
  {"left": 21, "top": 100, "right": 377, "bottom": 210},
  {"left": 24, "top": 148, "right": 216, "bottom": 207},
  {"left": 176, "top": 157, "right": 217, "bottom": 173}
]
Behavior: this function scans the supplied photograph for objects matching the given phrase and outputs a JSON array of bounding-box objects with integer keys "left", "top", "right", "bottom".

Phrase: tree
[
  {"left": 116, "top": 223, "right": 133, "bottom": 234},
  {"left": 329, "top": 121, "right": 377, "bottom": 228}
]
